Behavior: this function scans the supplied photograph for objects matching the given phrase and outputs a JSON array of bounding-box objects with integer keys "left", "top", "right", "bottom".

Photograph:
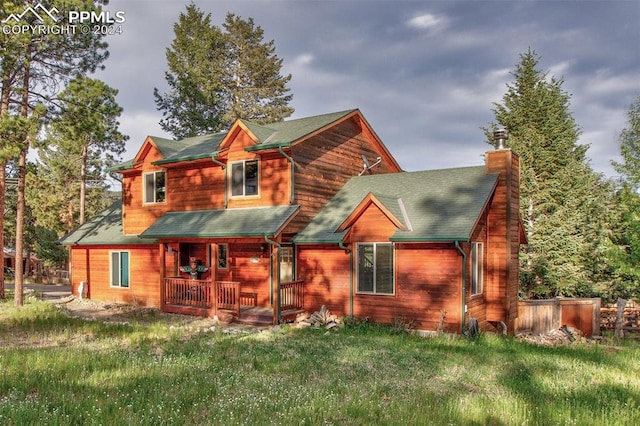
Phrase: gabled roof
[
  {"left": 152, "top": 133, "right": 227, "bottom": 165},
  {"left": 58, "top": 201, "right": 156, "bottom": 245},
  {"left": 139, "top": 205, "right": 300, "bottom": 239},
  {"left": 108, "top": 110, "right": 361, "bottom": 172},
  {"left": 242, "top": 109, "right": 357, "bottom": 151},
  {"left": 294, "top": 166, "right": 499, "bottom": 243},
  {"left": 107, "top": 135, "right": 203, "bottom": 172}
]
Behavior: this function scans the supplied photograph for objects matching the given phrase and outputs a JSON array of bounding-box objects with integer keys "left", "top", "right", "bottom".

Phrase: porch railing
[
  {"left": 163, "top": 278, "right": 241, "bottom": 315},
  {"left": 280, "top": 280, "right": 304, "bottom": 312},
  {"left": 163, "top": 277, "right": 305, "bottom": 320},
  {"left": 164, "top": 277, "right": 212, "bottom": 309}
]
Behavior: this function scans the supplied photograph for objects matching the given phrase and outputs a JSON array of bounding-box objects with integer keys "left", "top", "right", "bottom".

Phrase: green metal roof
[
  {"left": 139, "top": 205, "right": 300, "bottom": 239},
  {"left": 294, "top": 166, "right": 499, "bottom": 243},
  {"left": 106, "top": 159, "right": 134, "bottom": 172},
  {"left": 109, "top": 110, "right": 358, "bottom": 171},
  {"left": 152, "top": 133, "right": 227, "bottom": 165},
  {"left": 243, "top": 109, "right": 357, "bottom": 151},
  {"left": 58, "top": 201, "right": 156, "bottom": 246}
]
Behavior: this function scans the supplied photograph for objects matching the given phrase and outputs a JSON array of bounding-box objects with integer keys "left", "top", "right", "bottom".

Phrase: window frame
[
  {"left": 355, "top": 242, "right": 395, "bottom": 296},
  {"left": 217, "top": 243, "right": 228, "bottom": 269},
  {"left": 109, "top": 251, "right": 130, "bottom": 288},
  {"left": 471, "top": 242, "right": 484, "bottom": 296},
  {"left": 143, "top": 170, "right": 166, "bottom": 204},
  {"left": 229, "top": 159, "right": 259, "bottom": 198}
]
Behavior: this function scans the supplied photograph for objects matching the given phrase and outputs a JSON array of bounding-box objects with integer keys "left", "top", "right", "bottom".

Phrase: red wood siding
[
  {"left": 122, "top": 144, "right": 167, "bottom": 235},
  {"left": 70, "top": 245, "right": 160, "bottom": 307},
  {"left": 466, "top": 216, "right": 489, "bottom": 331},
  {"left": 298, "top": 242, "right": 464, "bottom": 332},
  {"left": 346, "top": 203, "right": 398, "bottom": 243},
  {"left": 290, "top": 117, "right": 401, "bottom": 233},
  {"left": 298, "top": 245, "right": 352, "bottom": 315},
  {"left": 484, "top": 150, "right": 520, "bottom": 333}
]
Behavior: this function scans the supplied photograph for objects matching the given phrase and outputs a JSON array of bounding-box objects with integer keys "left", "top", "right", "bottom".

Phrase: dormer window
[
  {"left": 230, "top": 159, "right": 259, "bottom": 197},
  {"left": 143, "top": 171, "right": 166, "bottom": 204}
]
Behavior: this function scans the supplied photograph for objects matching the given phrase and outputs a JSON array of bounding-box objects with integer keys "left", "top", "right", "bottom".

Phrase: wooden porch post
[
  {"left": 271, "top": 243, "right": 280, "bottom": 325},
  {"left": 159, "top": 243, "right": 165, "bottom": 311}
]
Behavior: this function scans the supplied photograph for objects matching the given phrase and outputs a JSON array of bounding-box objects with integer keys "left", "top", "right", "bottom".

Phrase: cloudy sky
[{"left": 94, "top": 0, "right": 639, "bottom": 179}]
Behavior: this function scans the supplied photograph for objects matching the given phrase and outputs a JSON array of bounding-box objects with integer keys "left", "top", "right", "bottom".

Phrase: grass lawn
[{"left": 0, "top": 298, "right": 639, "bottom": 425}]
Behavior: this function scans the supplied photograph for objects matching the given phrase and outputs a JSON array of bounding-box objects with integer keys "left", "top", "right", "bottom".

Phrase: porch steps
[{"left": 233, "top": 307, "right": 305, "bottom": 326}]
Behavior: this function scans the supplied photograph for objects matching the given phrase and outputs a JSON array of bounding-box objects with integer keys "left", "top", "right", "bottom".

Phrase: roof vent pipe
[{"left": 493, "top": 129, "right": 508, "bottom": 149}]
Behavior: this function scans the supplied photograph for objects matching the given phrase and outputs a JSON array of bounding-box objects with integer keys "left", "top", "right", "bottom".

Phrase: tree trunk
[
  {"left": 14, "top": 48, "right": 31, "bottom": 307},
  {"left": 14, "top": 148, "right": 26, "bottom": 306},
  {"left": 79, "top": 144, "right": 87, "bottom": 225},
  {"left": 0, "top": 161, "right": 4, "bottom": 300},
  {"left": 0, "top": 68, "right": 11, "bottom": 300}
]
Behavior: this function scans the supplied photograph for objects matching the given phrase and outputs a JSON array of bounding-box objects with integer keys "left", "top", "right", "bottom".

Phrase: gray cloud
[{"left": 95, "top": 0, "right": 639, "bottom": 178}]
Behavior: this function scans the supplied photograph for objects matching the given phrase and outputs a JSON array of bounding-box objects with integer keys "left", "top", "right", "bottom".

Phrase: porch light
[{"left": 250, "top": 256, "right": 260, "bottom": 264}]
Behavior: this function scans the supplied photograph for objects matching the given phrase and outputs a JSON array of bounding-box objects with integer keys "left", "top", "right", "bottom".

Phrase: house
[{"left": 60, "top": 109, "right": 523, "bottom": 334}]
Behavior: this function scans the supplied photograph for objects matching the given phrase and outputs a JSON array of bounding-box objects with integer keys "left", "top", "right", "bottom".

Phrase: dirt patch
[{"left": 49, "top": 295, "right": 270, "bottom": 335}]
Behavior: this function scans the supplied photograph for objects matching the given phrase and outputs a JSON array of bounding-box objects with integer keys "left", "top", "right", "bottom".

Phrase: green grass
[{"left": 0, "top": 299, "right": 639, "bottom": 425}]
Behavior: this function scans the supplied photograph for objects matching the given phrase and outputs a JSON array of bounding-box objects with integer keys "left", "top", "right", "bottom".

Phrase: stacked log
[
  {"left": 295, "top": 305, "right": 341, "bottom": 330},
  {"left": 516, "top": 325, "right": 587, "bottom": 346}
]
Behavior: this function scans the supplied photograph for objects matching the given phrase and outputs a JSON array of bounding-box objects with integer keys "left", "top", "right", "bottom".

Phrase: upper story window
[
  {"left": 144, "top": 171, "right": 166, "bottom": 204},
  {"left": 230, "top": 159, "right": 258, "bottom": 197},
  {"left": 471, "top": 242, "right": 483, "bottom": 295},
  {"left": 356, "top": 243, "right": 394, "bottom": 295}
]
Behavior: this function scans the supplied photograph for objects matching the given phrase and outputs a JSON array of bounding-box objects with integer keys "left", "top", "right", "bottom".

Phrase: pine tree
[
  {"left": 221, "top": 13, "right": 294, "bottom": 127},
  {"left": 1, "top": 0, "right": 109, "bottom": 305},
  {"left": 41, "top": 76, "right": 127, "bottom": 225},
  {"left": 154, "top": 6, "right": 294, "bottom": 139},
  {"left": 613, "top": 95, "right": 640, "bottom": 190},
  {"left": 488, "top": 49, "right": 612, "bottom": 298},
  {"left": 608, "top": 95, "right": 640, "bottom": 301},
  {"left": 153, "top": 4, "right": 226, "bottom": 139}
]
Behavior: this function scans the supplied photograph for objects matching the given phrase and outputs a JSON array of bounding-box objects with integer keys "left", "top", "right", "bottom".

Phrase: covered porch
[
  {"left": 162, "top": 277, "right": 305, "bottom": 324},
  {"left": 140, "top": 205, "right": 303, "bottom": 325}
]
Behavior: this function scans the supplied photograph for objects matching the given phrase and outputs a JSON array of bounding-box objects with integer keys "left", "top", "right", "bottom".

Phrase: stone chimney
[{"left": 484, "top": 131, "right": 520, "bottom": 335}]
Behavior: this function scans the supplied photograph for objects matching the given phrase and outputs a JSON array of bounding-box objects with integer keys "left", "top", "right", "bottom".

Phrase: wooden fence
[
  {"left": 601, "top": 299, "right": 640, "bottom": 337},
  {"left": 516, "top": 298, "right": 601, "bottom": 337}
]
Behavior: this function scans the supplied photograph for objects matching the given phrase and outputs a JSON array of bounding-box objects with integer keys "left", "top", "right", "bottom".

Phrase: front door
[{"left": 280, "top": 245, "right": 293, "bottom": 283}]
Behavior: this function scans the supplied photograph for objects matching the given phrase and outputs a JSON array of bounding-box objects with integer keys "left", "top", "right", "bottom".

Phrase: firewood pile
[
  {"left": 295, "top": 305, "right": 341, "bottom": 330},
  {"left": 516, "top": 325, "right": 588, "bottom": 346}
]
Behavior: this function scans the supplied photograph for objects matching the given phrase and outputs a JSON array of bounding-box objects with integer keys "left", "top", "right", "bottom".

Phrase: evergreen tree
[
  {"left": 220, "top": 13, "right": 294, "bottom": 127},
  {"left": 487, "top": 49, "right": 612, "bottom": 298},
  {"left": 0, "top": 0, "right": 109, "bottom": 305},
  {"left": 154, "top": 6, "right": 294, "bottom": 139},
  {"left": 607, "top": 95, "right": 640, "bottom": 301},
  {"left": 39, "top": 76, "right": 127, "bottom": 226},
  {"left": 153, "top": 4, "right": 226, "bottom": 139},
  {"left": 613, "top": 95, "right": 640, "bottom": 190}
]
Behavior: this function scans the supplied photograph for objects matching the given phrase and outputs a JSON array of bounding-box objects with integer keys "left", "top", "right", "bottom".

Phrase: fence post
[{"left": 615, "top": 298, "right": 627, "bottom": 339}]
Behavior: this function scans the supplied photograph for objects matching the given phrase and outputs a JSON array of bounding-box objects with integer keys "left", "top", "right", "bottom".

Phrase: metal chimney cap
[{"left": 493, "top": 128, "right": 508, "bottom": 149}]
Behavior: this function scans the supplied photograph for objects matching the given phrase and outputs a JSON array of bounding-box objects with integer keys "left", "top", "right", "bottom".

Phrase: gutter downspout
[
  {"left": 339, "top": 241, "right": 353, "bottom": 317},
  {"left": 211, "top": 154, "right": 228, "bottom": 208},
  {"left": 455, "top": 241, "right": 467, "bottom": 335},
  {"left": 264, "top": 234, "right": 281, "bottom": 324},
  {"left": 278, "top": 146, "right": 295, "bottom": 205}
]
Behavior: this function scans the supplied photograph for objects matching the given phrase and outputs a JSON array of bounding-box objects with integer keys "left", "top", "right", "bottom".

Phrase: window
[
  {"left": 280, "top": 246, "right": 294, "bottom": 283},
  {"left": 144, "top": 171, "right": 166, "bottom": 203},
  {"left": 471, "top": 242, "right": 483, "bottom": 295},
  {"left": 357, "top": 243, "right": 394, "bottom": 295},
  {"left": 110, "top": 251, "right": 130, "bottom": 288},
  {"left": 217, "top": 244, "right": 228, "bottom": 269},
  {"left": 230, "top": 160, "right": 258, "bottom": 197}
]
